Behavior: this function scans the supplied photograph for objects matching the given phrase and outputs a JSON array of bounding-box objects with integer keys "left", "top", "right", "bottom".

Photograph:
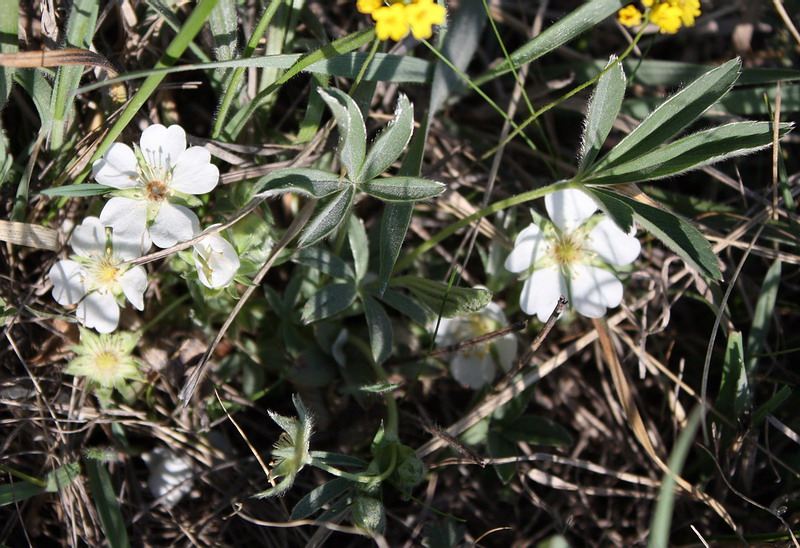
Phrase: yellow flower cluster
[
  {"left": 618, "top": 0, "right": 701, "bottom": 34},
  {"left": 358, "top": 0, "right": 446, "bottom": 42}
]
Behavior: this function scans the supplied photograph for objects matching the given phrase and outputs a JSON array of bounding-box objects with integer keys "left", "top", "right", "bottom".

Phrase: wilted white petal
[
  {"left": 69, "top": 217, "right": 106, "bottom": 258},
  {"left": 140, "top": 124, "right": 186, "bottom": 171},
  {"left": 120, "top": 267, "right": 147, "bottom": 310},
  {"left": 504, "top": 223, "right": 549, "bottom": 273},
  {"left": 450, "top": 354, "right": 494, "bottom": 389},
  {"left": 545, "top": 189, "right": 598, "bottom": 231},
  {"left": 570, "top": 265, "right": 623, "bottom": 318},
  {"left": 588, "top": 219, "right": 641, "bottom": 266},
  {"left": 49, "top": 260, "right": 86, "bottom": 305},
  {"left": 77, "top": 292, "right": 120, "bottom": 333},
  {"left": 149, "top": 204, "right": 200, "bottom": 248},
  {"left": 171, "top": 147, "right": 219, "bottom": 195},
  {"left": 100, "top": 197, "right": 148, "bottom": 244},
  {"left": 193, "top": 233, "right": 239, "bottom": 289},
  {"left": 92, "top": 143, "right": 138, "bottom": 189},
  {"left": 519, "top": 266, "right": 567, "bottom": 323},
  {"left": 142, "top": 447, "right": 193, "bottom": 509}
]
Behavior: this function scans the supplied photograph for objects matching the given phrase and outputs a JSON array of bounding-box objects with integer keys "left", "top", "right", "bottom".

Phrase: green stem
[
  {"left": 311, "top": 454, "right": 397, "bottom": 484},
  {"left": 349, "top": 336, "right": 399, "bottom": 442},
  {"left": 394, "top": 180, "right": 575, "bottom": 272}
]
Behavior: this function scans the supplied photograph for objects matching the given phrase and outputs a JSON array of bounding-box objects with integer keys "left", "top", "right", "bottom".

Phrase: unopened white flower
[
  {"left": 93, "top": 124, "right": 219, "bottom": 249},
  {"left": 437, "top": 302, "right": 517, "bottom": 389},
  {"left": 48, "top": 217, "right": 148, "bottom": 333},
  {"left": 504, "top": 189, "right": 641, "bottom": 322},
  {"left": 192, "top": 228, "right": 240, "bottom": 289},
  {"left": 142, "top": 447, "right": 194, "bottom": 509}
]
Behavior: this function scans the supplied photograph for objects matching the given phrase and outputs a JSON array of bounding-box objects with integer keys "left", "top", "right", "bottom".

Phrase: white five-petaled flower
[
  {"left": 48, "top": 217, "right": 148, "bottom": 334},
  {"left": 504, "top": 189, "right": 641, "bottom": 322},
  {"left": 93, "top": 124, "right": 219, "bottom": 249},
  {"left": 192, "top": 227, "right": 240, "bottom": 289},
  {"left": 437, "top": 301, "right": 517, "bottom": 389}
]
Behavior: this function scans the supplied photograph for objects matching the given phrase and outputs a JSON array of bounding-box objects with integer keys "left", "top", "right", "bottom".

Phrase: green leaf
[
  {"left": 302, "top": 282, "right": 357, "bottom": 323},
  {"left": 359, "top": 381, "right": 403, "bottom": 393},
  {"left": 390, "top": 276, "right": 492, "bottom": 318},
  {"left": 580, "top": 57, "right": 626, "bottom": 173},
  {"left": 312, "top": 52, "right": 430, "bottom": 84},
  {"left": 475, "top": 0, "right": 626, "bottom": 86},
  {"left": 752, "top": 385, "right": 791, "bottom": 426},
  {"left": 357, "top": 94, "right": 414, "bottom": 182},
  {"left": 500, "top": 416, "right": 573, "bottom": 446},
  {"left": 45, "top": 462, "right": 81, "bottom": 492},
  {"left": 351, "top": 495, "right": 386, "bottom": 535},
  {"left": 593, "top": 189, "right": 721, "bottom": 280},
  {"left": 746, "top": 259, "right": 781, "bottom": 375},
  {"left": 361, "top": 177, "right": 445, "bottom": 202},
  {"left": 590, "top": 58, "right": 742, "bottom": 174},
  {"left": 299, "top": 187, "right": 355, "bottom": 247},
  {"left": 379, "top": 202, "right": 413, "bottom": 294},
  {"left": 255, "top": 167, "right": 346, "bottom": 198},
  {"left": 40, "top": 184, "right": 113, "bottom": 197},
  {"left": 290, "top": 478, "right": 353, "bottom": 520},
  {"left": 347, "top": 215, "right": 369, "bottom": 284},
  {"left": 487, "top": 431, "right": 518, "bottom": 484},
  {"left": 318, "top": 87, "right": 367, "bottom": 181},
  {"left": 586, "top": 121, "right": 794, "bottom": 185},
  {"left": 363, "top": 295, "right": 393, "bottom": 364},
  {"left": 294, "top": 248, "right": 354, "bottom": 281},
  {"left": 0, "top": 0, "right": 18, "bottom": 110},
  {"left": 0, "top": 481, "right": 45, "bottom": 507},
  {"left": 85, "top": 459, "right": 130, "bottom": 548},
  {"left": 585, "top": 186, "right": 634, "bottom": 233},
  {"left": 379, "top": 288, "right": 432, "bottom": 327},
  {"left": 714, "top": 331, "right": 751, "bottom": 447}
]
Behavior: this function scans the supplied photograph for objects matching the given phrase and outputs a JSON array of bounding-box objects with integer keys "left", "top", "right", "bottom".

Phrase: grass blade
[{"left": 85, "top": 458, "right": 130, "bottom": 548}]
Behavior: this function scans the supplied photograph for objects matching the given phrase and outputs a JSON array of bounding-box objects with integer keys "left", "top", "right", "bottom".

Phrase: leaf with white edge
[
  {"left": 357, "top": 94, "right": 414, "bottom": 183},
  {"left": 361, "top": 177, "right": 445, "bottom": 202},
  {"left": 594, "top": 189, "right": 721, "bottom": 280},
  {"left": 359, "top": 381, "right": 404, "bottom": 394},
  {"left": 363, "top": 295, "right": 393, "bottom": 364},
  {"left": 590, "top": 58, "right": 742, "bottom": 173},
  {"left": 580, "top": 56, "right": 626, "bottom": 172},
  {"left": 290, "top": 478, "right": 354, "bottom": 521},
  {"left": 299, "top": 187, "right": 355, "bottom": 247},
  {"left": 318, "top": 87, "right": 367, "bottom": 180},
  {"left": 302, "top": 282, "right": 357, "bottom": 323},
  {"left": 347, "top": 215, "right": 369, "bottom": 283},
  {"left": 390, "top": 276, "right": 492, "bottom": 318},
  {"left": 294, "top": 248, "right": 354, "bottom": 281},
  {"left": 587, "top": 121, "right": 794, "bottom": 185},
  {"left": 379, "top": 202, "right": 413, "bottom": 294},
  {"left": 585, "top": 187, "right": 634, "bottom": 233},
  {"left": 255, "top": 167, "right": 346, "bottom": 198}
]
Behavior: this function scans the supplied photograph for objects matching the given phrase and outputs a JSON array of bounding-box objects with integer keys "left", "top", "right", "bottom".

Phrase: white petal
[
  {"left": 150, "top": 204, "right": 200, "bottom": 248},
  {"left": 92, "top": 143, "right": 138, "bottom": 189},
  {"left": 140, "top": 124, "right": 186, "bottom": 171},
  {"left": 112, "top": 230, "right": 151, "bottom": 260},
  {"left": 494, "top": 334, "right": 518, "bottom": 373},
  {"left": 77, "top": 292, "right": 120, "bottom": 333},
  {"left": 120, "top": 266, "right": 147, "bottom": 310},
  {"left": 69, "top": 217, "right": 107, "bottom": 258},
  {"left": 49, "top": 260, "right": 86, "bottom": 305},
  {"left": 588, "top": 219, "right": 641, "bottom": 266},
  {"left": 570, "top": 265, "right": 623, "bottom": 318},
  {"left": 171, "top": 147, "right": 219, "bottom": 195},
  {"left": 519, "top": 266, "right": 567, "bottom": 323},
  {"left": 143, "top": 447, "right": 193, "bottom": 509},
  {"left": 100, "top": 197, "right": 148, "bottom": 243},
  {"left": 450, "top": 354, "right": 495, "bottom": 389},
  {"left": 545, "top": 189, "right": 598, "bottom": 231},
  {"left": 193, "top": 234, "right": 239, "bottom": 288},
  {"left": 504, "top": 223, "right": 549, "bottom": 273},
  {"left": 482, "top": 301, "right": 508, "bottom": 326}
]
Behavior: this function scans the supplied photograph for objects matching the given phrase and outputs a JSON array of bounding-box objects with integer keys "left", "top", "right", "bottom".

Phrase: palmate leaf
[
  {"left": 357, "top": 94, "right": 414, "bottom": 183},
  {"left": 591, "top": 189, "right": 721, "bottom": 280},
  {"left": 255, "top": 168, "right": 346, "bottom": 198},
  {"left": 588, "top": 58, "right": 742, "bottom": 174},
  {"left": 318, "top": 88, "right": 367, "bottom": 180},
  {"left": 579, "top": 56, "right": 626, "bottom": 173},
  {"left": 361, "top": 177, "right": 445, "bottom": 202},
  {"left": 585, "top": 121, "right": 794, "bottom": 185},
  {"left": 298, "top": 187, "right": 356, "bottom": 248}
]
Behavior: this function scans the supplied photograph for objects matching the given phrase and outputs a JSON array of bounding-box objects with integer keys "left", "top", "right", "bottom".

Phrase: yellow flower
[
  {"left": 406, "top": 0, "right": 446, "bottom": 39},
  {"left": 672, "top": 0, "right": 701, "bottom": 27},
  {"left": 650, "top": 2, "right": 684, "bottom": 34},
  {"left": 357, "top": 0, "right": 383, "bottom": 14},
  {"left": 617, "top": 5, "right": 643, "bottom": 27},
  {"left": 373, "top": 3, "right": 409, "bottom": 41}
]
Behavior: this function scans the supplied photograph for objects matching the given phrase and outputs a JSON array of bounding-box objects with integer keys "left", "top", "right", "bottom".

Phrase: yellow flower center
[
  {"left": 552, "top": 233, "right": 585, "bottom": 267},
  {"left": 145, "top": 179, "right": 170, "bottom": 202},
  {"left": 94, "top": 351, "right": 121, "bottom": 373}
]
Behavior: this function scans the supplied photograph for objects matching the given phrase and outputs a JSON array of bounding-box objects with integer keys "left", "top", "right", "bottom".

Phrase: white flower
[
  {"left": 141, "top": 447, "right": 194, "bottom": 509},
  {"left": 504, "top": 189, "right": 641, "bottom": 322},
  {"left": 192, "top": 228, "right": 240, "bottom": 289},
  {"left": 48, "top": 217, "right": 148, "bottom": 333},
  {"left": 92, "top": 124, "right": 219, "bottom": 249},
  {"left": 437, "top": 302, "right": 517, "bottom": 389}
]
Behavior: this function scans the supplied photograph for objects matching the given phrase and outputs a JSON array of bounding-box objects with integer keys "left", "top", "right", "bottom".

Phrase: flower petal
[
  {"left": 588, "top": 219, "right": 641, "bottom": 266},
  {"left": 149, "top": 204, "right": 200, "bottom": 248},
  {"left": 49, "top": 260, "right": 85, "bottom": 305},
  {"left": 140, "top": 124, "right": 186, "bottom": 171},
  {"left": 120, "top": 266, "right": 147, "bottom": 310},
  {"left": 100, "top": 197, "right": 148, "bottom": 244},
  {"left": 504, "top": 223, "right": 549, "bottom": 273},
  {"left": 545, "top": 189, "right": 598, "bottom": 231},
  {"left": 92, "top": 143, "right": 138, "bottom": 189},
  {"left": 193, "top": 233, "right": 239, "bottom": 288},
  {"left": 112, "top": 230, "right": 151, "bottom": 260},
  {"left": 570, "top": 265, "right": 623, "bottom": 318},
  {"left": 450, "top": 354, "right": 495, "bottom": 389},
  {"left": 494, "top": 334, "right": 518, "bottom": 373},
  {"left": 519, "top": 266, "right": 567, "bottom": 323},
  {"left": 69, "top": 217, "right": 107, "bottom": 258},
  {"left": 77, "top": 292, "right": 120, "bottom": 333},
  {"left": 171, "top": 147, "right": 219, "bottom": 195}
]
